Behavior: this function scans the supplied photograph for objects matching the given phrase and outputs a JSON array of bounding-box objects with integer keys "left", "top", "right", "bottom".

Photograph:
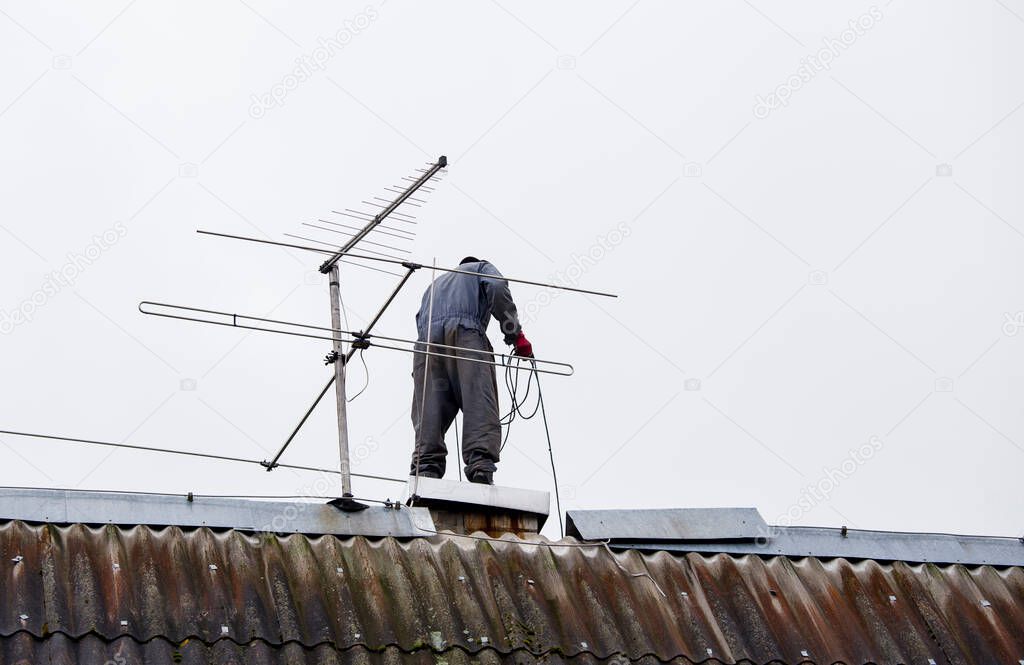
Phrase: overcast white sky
[{"left": 1, "top": 1, "right": 1022, "bottom": 538}]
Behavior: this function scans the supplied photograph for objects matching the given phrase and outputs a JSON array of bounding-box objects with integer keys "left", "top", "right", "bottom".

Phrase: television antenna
[{"left": 140, "top": 155, "right": 617, "bottom": 511}]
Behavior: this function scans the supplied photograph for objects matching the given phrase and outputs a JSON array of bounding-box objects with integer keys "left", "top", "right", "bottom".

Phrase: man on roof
[{"left": 409, "top": 256, "right": 533, "bottom": 485}]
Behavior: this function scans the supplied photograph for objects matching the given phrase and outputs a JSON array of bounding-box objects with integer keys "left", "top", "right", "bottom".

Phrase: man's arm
[
  {"left": 478, "top": 262, "right": 522, "bottom": 344},
  {"left": 479, "top": 261, "right": 533, "bottom": 357}
]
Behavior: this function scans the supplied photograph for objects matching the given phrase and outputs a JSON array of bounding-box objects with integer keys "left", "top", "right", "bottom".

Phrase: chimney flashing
[{"left": 406, "top": 476, "right": 550, "bottom": 536}]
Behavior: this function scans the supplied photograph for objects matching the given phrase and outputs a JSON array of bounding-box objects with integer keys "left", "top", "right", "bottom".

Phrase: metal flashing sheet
[
  {"left": 615, "top": 525, "right": 1024, "bottom": 567},
  {"left": 0, "top": 488, "right": 434, "bottom": 538},
  {"left": 566, "top": 507, "right": 767, "bottom": 542}
]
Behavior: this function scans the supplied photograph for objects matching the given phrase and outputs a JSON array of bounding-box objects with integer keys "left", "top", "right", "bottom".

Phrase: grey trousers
[{"left": 410, "top": 324, "right": 500, "bottom": 478}]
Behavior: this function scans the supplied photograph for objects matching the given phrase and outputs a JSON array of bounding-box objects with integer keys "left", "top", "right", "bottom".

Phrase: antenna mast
[
  {"left": 319, "top": 156, "right": 446, "bottom": 510},
  {"left": 326, "top": 263, "right": 356, "bottom": 506}
]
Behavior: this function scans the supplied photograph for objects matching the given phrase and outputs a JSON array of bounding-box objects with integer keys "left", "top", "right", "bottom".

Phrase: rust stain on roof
[{"left": 0, "top": 520, "right": 1021, "bottom": 664}]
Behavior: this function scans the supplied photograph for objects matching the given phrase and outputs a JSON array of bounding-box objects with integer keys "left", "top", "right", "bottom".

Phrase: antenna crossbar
[
  {"left": 138, "top": 301, "right": 575, "bottom": 376},
  {"left": 197, "top": 230, "right": 619, "bottom": 298}
]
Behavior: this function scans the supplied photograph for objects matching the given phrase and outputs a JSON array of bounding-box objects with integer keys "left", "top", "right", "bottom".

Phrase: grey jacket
[{"left": 415, "top": 260, "right": 522, "bottom": 344}]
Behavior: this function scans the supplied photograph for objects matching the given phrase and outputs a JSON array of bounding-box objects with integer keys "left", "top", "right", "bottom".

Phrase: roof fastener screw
[
  {"left": 18, "top": 614, "right": 28, "bottom": 621},
  {"left": 354, "top": 633, "right": 361, "bottom": 640},
  {"left": 220, "top": 625, "right": 229, "bottom": 635},
  {"left": 706, "top": 648, "right": 713, "bottom": 656},
  {"left": 11, "top": 555, "right": 22, "bottom": 564},
  {"left": 468, "top": 637, "right": 475, "bottom": 643},
  {"left": 527, "top": 579, "right": 535, "bottom": 585},
  {"left": 981, "top": 599, "right": 991, "bottom": 607},
  {"left": 336, "top": 567, "right": 343, "bottom": 574},
  {"left": 840, "top": 525, "right": 848, "bottom": 537},
  {"left": 889, "top": 595, "right": 897, "bottom": 603},
  {"left": 209, "top": 564, "right": 218, "bottom": 571},
  {"left": 580, "top": 642, "right": 588, "bottom": 649},
  {"left": 680, "top": 591, "right": 688, "bottom": 597},
  {"left": 801, "top": 650, "right": 809, "bottom": 657},
  {"left": 120, "top": 620, "right": 128, "bottom": 627},
  {"left": 480, "top": 636, "right": 489, "bottom": 644},
  {"left": 928, "top": 659, "right": 937, "bottom": 665},
  {"left": 457, "top": 575, "right": 465, "bottom": 582},
  {"left": 112, "top": 563, "right": 120, "bottom": 570}
]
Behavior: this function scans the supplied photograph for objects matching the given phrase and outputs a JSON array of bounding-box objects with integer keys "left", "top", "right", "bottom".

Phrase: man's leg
[
  {"left": 451, "top": 327, "right": 501, "bottom": 481},
  {"left": 409, "top": 345, "right": 458, "bottom": 477}
]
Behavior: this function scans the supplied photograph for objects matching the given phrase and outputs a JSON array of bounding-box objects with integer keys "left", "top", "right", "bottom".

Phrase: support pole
[
  {"left": 261, "top": 266, "right": 418, "bottom": 471},
  {"left": 262, "top": 376, "right": 334, "bottom": 471},
  {"left": 326, "top": 264, "right": 366, "bottom": 511}
]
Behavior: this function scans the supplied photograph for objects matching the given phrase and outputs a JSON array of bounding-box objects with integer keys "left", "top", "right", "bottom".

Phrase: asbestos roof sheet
[
  {"left": 1, "top": 519, "right": 1022, "bottom": 664},
  {"left": 0, "top": 633, "right": 703, "bottom": 664}
]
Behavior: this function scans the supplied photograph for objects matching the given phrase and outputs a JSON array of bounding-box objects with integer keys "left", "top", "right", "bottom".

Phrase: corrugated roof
[
  {"left": 0, "top": 634, "right": 703, "bottom": 664},
  {"left": 1, "top": 519, "right": 1022, "bottom": 664}
]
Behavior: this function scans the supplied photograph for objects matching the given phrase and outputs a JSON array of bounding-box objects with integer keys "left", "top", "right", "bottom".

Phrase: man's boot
[{"left": 468, "top": 470, "right": 493, "bottom": 485}]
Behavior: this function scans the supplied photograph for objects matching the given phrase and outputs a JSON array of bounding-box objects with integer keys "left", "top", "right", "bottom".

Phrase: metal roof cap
[
  {"left": 566, "top": 507, "right": 767, "bottom": 542},
  {"left": 0, "top": 488, "right": 435, "bottom": 538}
]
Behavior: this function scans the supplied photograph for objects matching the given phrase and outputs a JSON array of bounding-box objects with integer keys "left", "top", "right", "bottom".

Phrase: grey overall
[{"left": 409, "top": 261, "right": 522, "bottom": 479}]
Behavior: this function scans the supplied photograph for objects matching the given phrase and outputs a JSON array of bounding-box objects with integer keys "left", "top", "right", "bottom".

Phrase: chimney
[{"left": 405, "top": 476, "right": 550, "bottom": 537}]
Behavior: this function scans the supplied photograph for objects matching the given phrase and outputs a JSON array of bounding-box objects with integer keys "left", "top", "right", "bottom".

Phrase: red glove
[{"left": 513, "top": 331, "right": 534, "bottom": 358}]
